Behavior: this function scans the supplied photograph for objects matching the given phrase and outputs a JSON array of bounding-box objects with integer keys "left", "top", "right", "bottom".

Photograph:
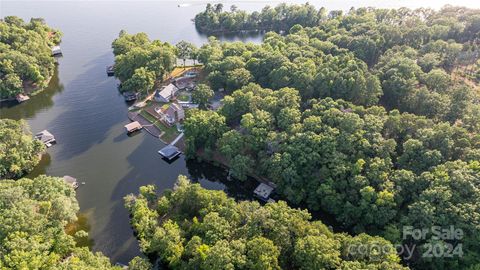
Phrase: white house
[{"left": 154, "top": 83, "right": 179, "bottom": 103}]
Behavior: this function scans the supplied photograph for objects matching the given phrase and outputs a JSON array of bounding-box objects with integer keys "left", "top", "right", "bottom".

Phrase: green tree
[
  {"left": 192, "top": 84, "right": 214, "bottom": 109},
  {"left": 0, "top": 119, "right": 45, "bottom": 179}
]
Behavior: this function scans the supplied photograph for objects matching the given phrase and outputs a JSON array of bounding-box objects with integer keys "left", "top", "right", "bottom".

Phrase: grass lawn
[
  {"left": 140, "top": 110, "right": 179, "bottom": 143},
  {"left": 178, "top": 93, "right": 190, "bottom": 102}
]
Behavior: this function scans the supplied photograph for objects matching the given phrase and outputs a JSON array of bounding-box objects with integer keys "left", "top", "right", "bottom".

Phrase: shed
[
  {"left": 124, "top": 121, "right": 142, "bottom": 133},
  {"left": 35, "top": 130, "right": 56, "bottom": 146},
  {"left": 158, "top": 145, "right": 181, "bottom": 160},
  {"left": 253, "top": 183, "right": 275, "bottom": 201},
  {"left": 63, "top": 175, "right": 79, "bottom": 189}
]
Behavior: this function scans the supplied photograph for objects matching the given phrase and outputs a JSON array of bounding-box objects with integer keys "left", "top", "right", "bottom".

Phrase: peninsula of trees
[
  {"left": 111, "top": 31, "right": 176, "bottom": 95},
  {"left": 0, "top": 119, "right": 45, "bottom": 179},
  {"left": 0, "top": 16, "right": 61, "bottom": 99},
  {"left": 125, "top": 177, "right": 407, "bottom": 269},
  {"left": 185, "top": 4, "right": 480, "bottom": 269}
]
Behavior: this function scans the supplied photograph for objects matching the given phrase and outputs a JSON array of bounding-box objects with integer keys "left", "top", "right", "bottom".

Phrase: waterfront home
[
  {"left": 51, "top": 46, "right": 62, "bottom": 56},
  {"left": 63, "top": 175, "right": 79, "bottom": 189},
  {"left": 124, "top": 121, "right": 142, "bottom": 133},
  {"left": 154, "top": 83, "right": 179, "bottom": 102},
  {"left": 35, "top": 130, "right": 56, "bottom": 147},
  {"left": 254, "top": 183, "right": 275, "bottom": 201},
  {"left": 155, "top": 103, "right": 185, "bottom": 126},
  {"left": 158, "top": 145, "right": 181, "bottom": 161}
]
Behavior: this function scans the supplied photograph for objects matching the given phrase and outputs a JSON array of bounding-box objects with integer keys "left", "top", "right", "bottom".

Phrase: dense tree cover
[
  {"left": 185, "top": 83, "right": 480, "bottom": 269},
  {"left": 176, "top": 41, "right": 197, "bottom": 68},
  {"left": 0, "top": 175, "right": 127, "bottom": 269},
  {"left": 125, "top": 176, "right": 407, "bottom": 269},
  {"left": 112, "top": 31, "right": 176, "bottom": 94},
  {"left": 191, "top": 84, "right": 214, "bottom": 109},
  {"left": 0, "top": 16, "right": 61, "bottom": 99},
  {"left": 185, "top": 4, "right": 480, "bottom": 269},
  {"left": 195, "top": 3, "right": 323, "bottom": 34},
  {"left": 0, "top": 119, "right": 44, "bottom": 179},
  {"left": 196, "top": 5, "right": 480, "bottom": 122}
]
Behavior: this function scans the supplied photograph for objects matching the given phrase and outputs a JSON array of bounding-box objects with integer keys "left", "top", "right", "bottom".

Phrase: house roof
[
  {"left": 164, "top": 103, "right": 183, "bottom": 118},
  {"left": 155, "top": 84, "right": 178, "bottom": 99}
]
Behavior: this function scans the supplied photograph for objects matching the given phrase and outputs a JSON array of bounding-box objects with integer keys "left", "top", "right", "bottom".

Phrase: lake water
[{"left": 1, "top": 0, "right": 479, "bottom": 264}]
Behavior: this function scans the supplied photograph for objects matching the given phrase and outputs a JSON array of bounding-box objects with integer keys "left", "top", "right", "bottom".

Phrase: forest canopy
[
  {"left": 0, "top": 175, "right": 124, "bottom": 269},
  {"left": 0, "top": 119, "right": 45, "bottom": 179},
  {"left": 125, "top": 177, "right": 408, "bottom": 270},
  {"left": 111, "top": 31, "right": 176, "bottom": 94},
  {"left": 0, "top": 16, "right": 61, "bottom": 99},
  {"left": 185, "top": 4, "right": 480, "bottom": 269}
]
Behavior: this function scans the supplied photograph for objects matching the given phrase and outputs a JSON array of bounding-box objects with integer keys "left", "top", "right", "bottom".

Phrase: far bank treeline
[
  {"left": 0, "top": 16, "right": 61, "bottom": 99},
  {"left": 184, "top": 4, "right": 480, "bottom": 270}
]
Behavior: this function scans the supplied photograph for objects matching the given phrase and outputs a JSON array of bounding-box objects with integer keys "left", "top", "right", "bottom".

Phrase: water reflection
[{"left": 0, "top": 67, "right": 64, "bottom": 120}]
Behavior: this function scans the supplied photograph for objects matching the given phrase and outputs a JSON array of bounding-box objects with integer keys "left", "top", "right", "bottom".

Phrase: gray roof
[
  {"left": 254, "top": 183, "right": 274, "bottom": 200},
  {"left": 158, "top": 145, "right": 181, "bottom": 159}
]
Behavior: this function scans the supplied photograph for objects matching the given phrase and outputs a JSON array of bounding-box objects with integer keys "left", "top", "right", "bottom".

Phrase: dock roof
[
  {"left": 124, "top": 121, "right": 142, "bottom": 132},
  {"left": 254, "top": 183, "right": 274, "bottom": 200},
  {"left": 158, "top": 145, "right": 181, "bottom": 160}
]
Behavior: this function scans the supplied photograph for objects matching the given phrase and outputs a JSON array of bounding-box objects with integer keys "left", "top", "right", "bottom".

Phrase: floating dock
[
  {"left": 158, "top": 145, "right": 181, "bottom": 161},
  {"left": 35, "top": 130, "right": 56, "bottom": 147},
  {"left": 16, "top": 94, "right": 30, "bottom": 103},
  {"left": 63, "top": 175, "right": 79, "bottom": 190},
  {"left": 51, "top": 46, "right": 62, "bottom": 56},
  {"left": 106, "top": 65, "right": 115, "bottom": 76},
  {"left": 124, "top": 121, "right": 142, "bottom": 133}
]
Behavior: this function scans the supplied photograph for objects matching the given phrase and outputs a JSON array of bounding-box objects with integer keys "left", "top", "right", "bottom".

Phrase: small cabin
[
  {"left": 35, "top": 130, "right": 56, "bottom": 147},
  {"left": 63, "top": 175, "right": 79, "bottom": 190},
  {"left": 51, "top": 46, "right": 62, "bottom": 56},
  {"left": 253, "top": 183, "right": 275, "bottom": 201},
  {"left": 158, "top": 145, "right": 181, "bottom": 161},
  {"left": 124, "top": 121, "right": 142, "bottom": 133}
]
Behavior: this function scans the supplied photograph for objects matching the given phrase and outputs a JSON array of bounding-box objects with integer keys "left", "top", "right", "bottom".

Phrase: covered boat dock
[
  {"left": 124, "top": 121, "right": 142, "bottom": 133},
  {"left": 158, "top": 145, "right": 181, "bottom": 161}
]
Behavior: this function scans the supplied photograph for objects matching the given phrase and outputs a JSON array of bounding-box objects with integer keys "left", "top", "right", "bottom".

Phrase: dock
[
  {"left": 124, "top": 121, "right": 142, "bottom": 133},
  {"left": 158, "top": 145, "right": 181, "bottom": 161},
  {"left": 16, "top": 94, "right": 30, "bottom": 103},
  {"left": 63, "top": 175, "right": 79, "bottom": 190},
  {"left": 51, "top": 46, "right": 62, "bottom": 56},
  {"left": 106, "top": 65, "right": 115, "bottom": 76},
  {"left": 35, "top": 130, "right": 56, "bottom": 147},
  {"left": 253, "top": 183, "right": 275, "bottom": 201}
]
